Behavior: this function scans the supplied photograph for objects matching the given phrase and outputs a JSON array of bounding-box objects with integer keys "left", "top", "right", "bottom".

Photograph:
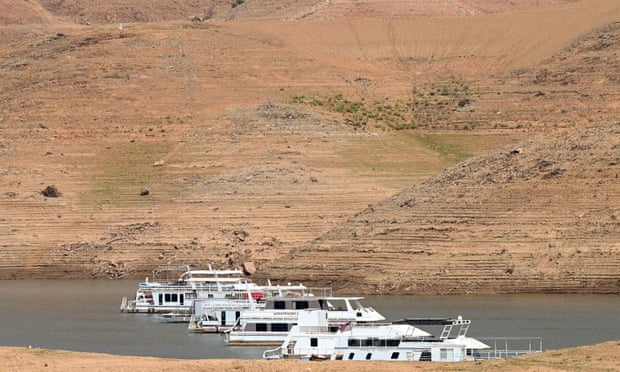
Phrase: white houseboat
[
  {"left": 119, "top": 265, "right": 307, "bottom": 315},
  {"left": 188, "top": 286, "right": 331, "bottom": 332},
  {"left": 263, "top": 310, "right": 542, "bottom": 362},
  {"left": 225, "top": 295, "right": 385, "bottom": 346}
]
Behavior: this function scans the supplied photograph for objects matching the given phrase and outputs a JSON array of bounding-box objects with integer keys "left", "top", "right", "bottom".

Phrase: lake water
[{"left": 0, "top": 280, "right": 618, "bottom": 359}]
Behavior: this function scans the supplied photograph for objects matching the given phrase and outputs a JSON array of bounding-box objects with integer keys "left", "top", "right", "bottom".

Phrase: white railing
[
  {"left": 120, "top": 297, "right": 136, "bottom": 312},
  {"left": 263, "top": 347, "right": 335, "bottom": 360},
  {"left": 262, "top": 346, "right": 283, "bottom": 360},
  {"left": 475, "top": 337, "right": 543, "bottom": 360}
]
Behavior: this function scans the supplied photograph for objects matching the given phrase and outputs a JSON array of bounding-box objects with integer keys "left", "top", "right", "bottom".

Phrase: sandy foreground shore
[{"left": 2, "top": 341, "right": 619, "bottom": 372}]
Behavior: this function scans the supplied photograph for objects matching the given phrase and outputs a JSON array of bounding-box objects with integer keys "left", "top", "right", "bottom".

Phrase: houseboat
[
  {"left": 263, "top": 310, "right": 542, "bottom": 362},
  {"left": 187, "top": 285, "right": 331, "bottom": 332},
  {"left": 225, "top": 295, "right": 385, "bottom": 345},
  {"left": 119, "top": 264, "right": 308, "bottom": 315}
]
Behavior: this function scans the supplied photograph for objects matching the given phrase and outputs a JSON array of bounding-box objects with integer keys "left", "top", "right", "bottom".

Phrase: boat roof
[
  {"left": 183, "top": 277, "right": 247, "bottom": 283},
  {"left": 348, "top": 323, "right": 433, "bottom": 338},
  {"left": 393, "top": 317, "right": 470, "bottom": 326},
  {"left": 267, "top": 296, "right": 364, "bottom": 301},
  {"left": 185, "top": 269, "right": 243, "bottom": 275}
]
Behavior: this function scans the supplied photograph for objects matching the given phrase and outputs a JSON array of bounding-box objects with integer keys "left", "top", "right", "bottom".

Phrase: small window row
[{"left": 347, "top": 338, "right": 400, "bottom": 347}]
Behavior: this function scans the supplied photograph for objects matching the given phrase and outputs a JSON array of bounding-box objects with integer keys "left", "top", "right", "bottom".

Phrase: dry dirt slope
[
  {"left": 37, "top": 0, "right": 587, "bottom": 24},
  {"left": 0, "top": 1, "right": 619, "bottom": 291},
  {"left": 2, "top": 339, "right": 620, "bottom": 372},
  {"left": 258, "top": 122, "right": 620, "bottom": 294}
]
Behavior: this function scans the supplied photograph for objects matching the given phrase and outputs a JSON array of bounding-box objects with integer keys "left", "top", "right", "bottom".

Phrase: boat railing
[
  {"left": 240, "top": 313, "right": 301, "bottom": 321},
  {"left": 307, "top": 287, "right": 332, "bottom": 297},
  {"left": 263, "top": 346, "right": 334, "bottom": 360},
  {"left": 475, "top": 337, "right": 543, "bottom": 359},
  {"left": 120, "top": 296, "right": 136, "bottom": 312},
  {"left": 197, "top": 303, "right": 265, "bottom": 311},
  {"left": 348, "top": 322, "right": 393, "bottom": 328},
  {"left": 297, "top": 325, "right": 330, "bottom": 333},
  {"left": 262, "top": 346, "right": 283, "bottom": 360}
]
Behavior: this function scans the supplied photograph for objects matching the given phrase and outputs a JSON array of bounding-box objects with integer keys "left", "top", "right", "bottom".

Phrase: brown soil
[
  {"left": 2, "top": 340, "right": 620, "bottom": 371},
  {"left": 0, "top": 0, "right": 618, "bottom": 296}
]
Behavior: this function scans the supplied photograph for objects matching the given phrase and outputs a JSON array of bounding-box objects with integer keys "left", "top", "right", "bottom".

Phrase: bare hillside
[
  {"left": 258, "top": 122, "right": 620, "bottom": 294},
  {"left": 0, "top": 0, "right": 618, "bottom": 293},
  {"left": 0, "top": 0, "right": 78, "bottom": 46},
  {"left": 37, "top": 0, "right": 584, "bottom": 23}
]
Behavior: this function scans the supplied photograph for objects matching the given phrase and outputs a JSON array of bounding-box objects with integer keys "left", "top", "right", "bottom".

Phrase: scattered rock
[
  {"left": 153, "top": 160, "right": 165, "bottom": 167},
  {"left": 354, "top": 77, "right": 372, "bottom": 87},
  {"left": 243, "top": 262, "right": 256, "bottom": 275},
  {"left": 534, "top": 69, "right": 548, "bottom": 84},
  {"left": 510, "top": 148, "right": 523, "bottom": 155},
  {"left": 343, "top": 118, "right": 365, "bottom": 128},
  {"left": 232, "top": 230, "right": 248, "bottom": 242},
  {"left": 140, "top": 187, "right": 150, "bottom": 196},
  {"left": 455, "top": 99, "right": 475, "bottom": 112},
  {"left": 41, "top": 185, "right": 61, "bottom": 197}
]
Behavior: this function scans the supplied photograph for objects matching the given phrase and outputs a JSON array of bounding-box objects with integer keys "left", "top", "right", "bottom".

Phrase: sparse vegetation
[{"left": 291, "top": 77, "right": 480, "bottom": 131}]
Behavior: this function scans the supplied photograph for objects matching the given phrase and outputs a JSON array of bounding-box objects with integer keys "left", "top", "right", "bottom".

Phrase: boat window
[
  {"left": 362, "top": 339, "right": 373, "bottom": 347},
  {"left": 391, "top": 352, "right": 400, "bottom": 360},
  {"left": 318, "top": 299, "right": 328, "bottom": 310},
  {"left": 310, "top": 338, "right": 318, "bottom": 347},
  {"left": 373, "top": 339, "right": 386, "bottom": 347},
  {"left": 235, "top": 311, "right": 241, "bottom": 320},
  {"left": 180, "top": 294, "right": 184, "bottom": 305},
  {"left": 165, "top": 293, "right": 171, "bottom": 302},
  {"left": 329, "top": 300, "right": 345, "bottom": 311},
  {"left": 350, "top": 299, "right": 363, "bottom": 309},
  {"left": 440, "top": 348, "right": 454, "bottom": 360},
  {"left": 348, "top": 353, "right": 355, "bottom": 360},
  {"left": 158, "top": 294, "right": 163, "bottom": 305},
  {"left": 365, "top": 353, "right": 372, "bottom": 360},
  {"left": 348, "top": 339, "right": 361, "bottom": 347},
  {"left": 295, "top": 301, "right": 309, "bottom": 310},
  {"left": 256, "top": 323, "right": 267, "bottom": 332},
  {"left": 274, "top": 301, "right": 286, "bottom": 309},
  {"left": 386, "top": 339, "right": 400, "bottom": 347},
  {"left": 271, "top": 323, "right": 289, "bottom": 332},
  {"left": 171, "top": 294, "right": 178, "bottom": 302}
]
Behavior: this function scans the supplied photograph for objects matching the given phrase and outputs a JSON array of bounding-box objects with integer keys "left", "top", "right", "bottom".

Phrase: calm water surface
[{"left": 0, "top": 280, "right": 618, "bottom": 359}]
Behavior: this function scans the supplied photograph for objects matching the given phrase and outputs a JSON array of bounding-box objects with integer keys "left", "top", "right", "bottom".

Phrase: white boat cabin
[
  {"left": 263, "top": 310, "right": 492, "bottom": 362},
  {"left": 226, "top": 296, "right": 385, "bottom": 345}
]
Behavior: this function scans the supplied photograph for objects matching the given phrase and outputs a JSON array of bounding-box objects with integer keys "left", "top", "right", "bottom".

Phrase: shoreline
[{"left": 3, "top": 341, "right": 620, "bottom": 372}]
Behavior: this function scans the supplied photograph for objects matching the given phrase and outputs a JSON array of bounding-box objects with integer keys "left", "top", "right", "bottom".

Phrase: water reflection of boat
[
  {"left": 225, "top": 296, "right": 385, "bottom": 346},
  {"left": 263, "top": 310, "right": 542, "bottom": 362},
  {"left": 161, "top": 312, "right": 193, "bottom": 323}
]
